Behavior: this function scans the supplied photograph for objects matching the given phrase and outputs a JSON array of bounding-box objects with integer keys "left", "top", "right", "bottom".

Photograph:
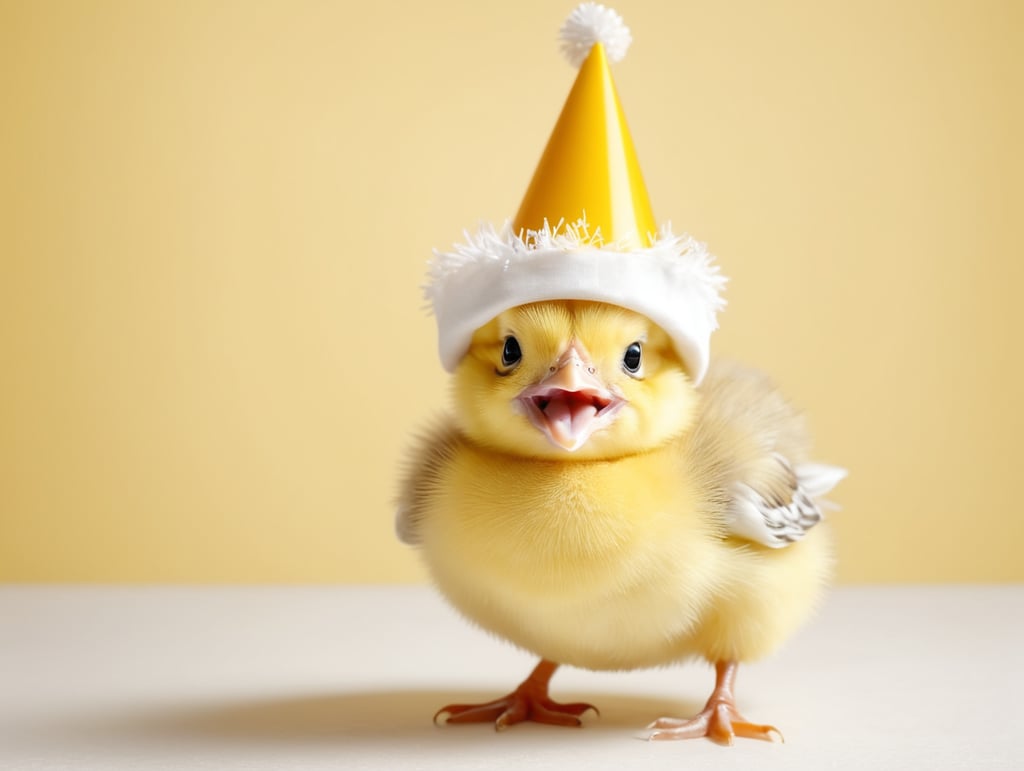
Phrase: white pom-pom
[{"left": 559, "top": 3, "right": 632, "bottom": 68}]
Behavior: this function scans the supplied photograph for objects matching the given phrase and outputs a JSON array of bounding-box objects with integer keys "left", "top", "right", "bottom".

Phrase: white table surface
[{"left": 1, "top": 585, "right": 1021, "bottom": 770}]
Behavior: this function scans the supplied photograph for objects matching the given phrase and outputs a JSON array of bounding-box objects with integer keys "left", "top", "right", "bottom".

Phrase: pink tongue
[{"left": 545, "top": 396, "right": 598, "bottom": 447}]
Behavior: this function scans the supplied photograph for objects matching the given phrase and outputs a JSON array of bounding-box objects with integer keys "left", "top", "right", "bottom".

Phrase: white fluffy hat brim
[{"left": 425, "top": 221, "right": 727, "bottom": 383}]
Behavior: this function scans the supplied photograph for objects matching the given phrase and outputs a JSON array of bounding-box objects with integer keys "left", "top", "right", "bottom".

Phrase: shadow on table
[{"left": 50, "top": 689, "right": 701, "bottom": 748}]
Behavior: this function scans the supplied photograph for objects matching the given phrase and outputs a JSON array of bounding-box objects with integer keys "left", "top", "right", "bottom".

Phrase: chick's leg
[
  {"left": 647, "top": 660, "right": 782, "bottom": 745},
  {"left": 435, "top": 659, "right": 597, "bottom": 731}
]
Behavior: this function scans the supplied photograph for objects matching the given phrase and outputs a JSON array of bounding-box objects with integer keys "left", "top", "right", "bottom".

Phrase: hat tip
[{"left": 559, "top": 3, "right": 631, "bottom": 68}]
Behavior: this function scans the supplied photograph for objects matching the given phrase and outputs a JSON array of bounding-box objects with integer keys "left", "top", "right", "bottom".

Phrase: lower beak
[{"left": 516, "top": 345, "right": 625, "bottom": 452}]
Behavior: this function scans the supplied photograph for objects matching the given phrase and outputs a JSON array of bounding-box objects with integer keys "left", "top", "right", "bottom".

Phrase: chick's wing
[{"left": 688, "top": 361, "right": 846, "bottom": 549}]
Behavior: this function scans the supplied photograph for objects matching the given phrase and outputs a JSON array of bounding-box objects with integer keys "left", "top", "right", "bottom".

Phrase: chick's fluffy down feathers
[{"left": 398, "top": 357, "right": 838, "bottom": 671}]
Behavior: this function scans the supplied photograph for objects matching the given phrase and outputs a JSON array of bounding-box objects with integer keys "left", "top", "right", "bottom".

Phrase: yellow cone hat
[
  {"left": 426, "top": 4, "right": 726, "bottom": 383},
  {"left": 514, "top": 41, "right": 655, "bottom": 248}
]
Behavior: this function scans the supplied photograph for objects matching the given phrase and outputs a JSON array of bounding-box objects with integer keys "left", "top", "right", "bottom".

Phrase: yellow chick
[
  {"left": 399, "top": 2, "right": 845, "bottom": 744},
  {"left": 397, "top": 299, "right": 845, "bottom": 743}
]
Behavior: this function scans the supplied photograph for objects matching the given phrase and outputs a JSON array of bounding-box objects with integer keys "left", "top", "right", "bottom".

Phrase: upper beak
[{"left": 516, "top": 343, "right": 626, "bottom": 451}]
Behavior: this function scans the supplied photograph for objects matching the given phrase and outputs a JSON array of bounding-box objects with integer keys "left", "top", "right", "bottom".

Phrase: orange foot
[
  {"left": 647, "top": 661, "right": 783, "bottom": 745},
  {"left": 435, "top": 659, "right": 598, "bottom": 731}
]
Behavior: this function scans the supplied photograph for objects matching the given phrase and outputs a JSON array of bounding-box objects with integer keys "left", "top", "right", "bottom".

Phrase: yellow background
[{"left": 1, "top": 0, "right": 1020, "bottom": 583}]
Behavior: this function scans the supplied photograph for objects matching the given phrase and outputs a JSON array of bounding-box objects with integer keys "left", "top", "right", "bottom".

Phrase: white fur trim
[
  {"left": 425, "top": 220, "right": 727, "bottom": 383},
  {"left": 560, "top": 3, "right": 631, "bottom": 67}
]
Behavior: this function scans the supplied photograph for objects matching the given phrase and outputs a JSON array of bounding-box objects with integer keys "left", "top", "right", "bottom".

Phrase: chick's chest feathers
[
  {"left": 423, "top": 440, "right": 717, "bottom": 589},
  {"left": 413, "top": 437, "right": 729, "bottom": 669}
]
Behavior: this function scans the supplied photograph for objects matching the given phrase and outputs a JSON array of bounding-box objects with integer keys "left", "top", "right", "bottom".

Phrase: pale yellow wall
[{"left": 1, "top": 0, "right": 1020, "bottom": 583}]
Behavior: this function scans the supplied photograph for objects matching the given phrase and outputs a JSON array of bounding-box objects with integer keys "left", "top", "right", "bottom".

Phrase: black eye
[
  {"left": 623, "top": 342, "right": 642, "bottom": 374},
  {"left": 501, "top": 336, "right": 522, "bottom": 368}
]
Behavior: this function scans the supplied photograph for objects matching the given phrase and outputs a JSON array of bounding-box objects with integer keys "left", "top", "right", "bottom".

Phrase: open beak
[{"left": 516, "top": 343, "right": 626, "bottom": 452}]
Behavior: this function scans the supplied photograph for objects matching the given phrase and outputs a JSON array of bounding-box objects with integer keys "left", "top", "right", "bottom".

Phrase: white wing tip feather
[
  {"left": 795, "top": 464, "right": 848, "bottom": 500},
  {"left": 730, "top": 484, "right": 789, "bottom": 549}
]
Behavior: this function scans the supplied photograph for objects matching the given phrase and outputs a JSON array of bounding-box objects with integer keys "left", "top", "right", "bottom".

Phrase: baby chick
[{"left": 397, "top": 300, "right": 844, "bottom": 743}]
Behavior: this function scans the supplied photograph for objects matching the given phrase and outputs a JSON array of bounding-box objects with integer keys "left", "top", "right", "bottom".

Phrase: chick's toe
[
  {"left": 647, "top": 660, "right": 783, "bottom": 745},
  {"left": 435, "top": 659, "right": 598, "bottom": 731}
]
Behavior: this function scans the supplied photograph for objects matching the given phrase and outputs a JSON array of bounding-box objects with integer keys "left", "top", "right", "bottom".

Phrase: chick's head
[{"left": 452, "top": 301, "right": 699, "bottom": 460}]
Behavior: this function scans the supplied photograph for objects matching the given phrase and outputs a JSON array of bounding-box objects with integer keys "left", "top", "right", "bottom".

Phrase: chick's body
[
  {"left": 414, "top": 431, "right": 830, "bottom": 672},
  {"left": 399, "top": 301, "right": 840, "bottom": 741}
]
